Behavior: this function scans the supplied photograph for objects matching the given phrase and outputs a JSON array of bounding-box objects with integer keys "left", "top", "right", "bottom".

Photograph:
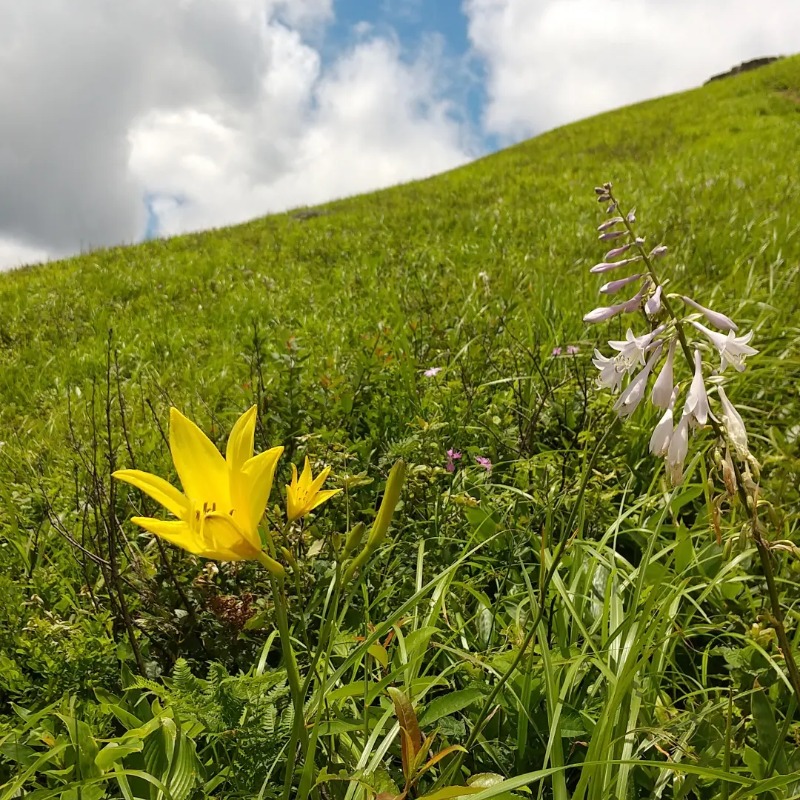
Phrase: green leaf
[
  {"left": 464, "top": 506, "right": 498, "bottom": 542},
  {"left": 752, "top": 681, "right": 789, "bottom": 775},
  {"left": 368, "top": 643, "right": 389, "bottom": 668},
  {"left": 418, "top": 688, "right": 485, "bottom": 728},
  {"left": 95, "top": 739, "right": 144, "bottom": 771},
  {"left": 743, "top": 745, "right": 767, "bottom": 781}
]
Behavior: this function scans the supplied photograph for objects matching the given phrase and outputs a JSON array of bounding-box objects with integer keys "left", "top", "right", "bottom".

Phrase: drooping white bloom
[
  {"left": 688, "top": 321, "right": 758, "bottom": 372},
  {"left": 645, "top": 285, "right": 663, "bottom": 316},
  {"left": 608, "top": 325, "right": 665, "bottom": 369},
  {"left": 651, "top": 338, "right": 676, "bottom": 409},
  {"left": 650, "top": 390, "right": 677, "bottom": 456},
  {"left": 681, "top": 296, "right": 738, "bottom": 332},
  {"left": 667, "top": 414, "right": 690, "bottom": 484},
  {"left": 683, "top": 350, "right": 710, "bottom": 426},
  {"left": 600, "top": 273, "right": 644, "bottom": 294},
  {"left": 717, "top": 385, "right": 749, "bottom": 459},
  {"left": 592, "top": 349, "right": 626, "bottom": 392},
  {"left": 613, "top": 346, "right": 661, "bottom": 418}
]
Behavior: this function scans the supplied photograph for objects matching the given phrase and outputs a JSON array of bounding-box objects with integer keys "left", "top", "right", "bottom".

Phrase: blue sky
[
  {"left": 325, "top": 0, "right": 494, "bottom": 147},
  {"left": 2, "top": 0, "right": 800, "bottom": 269}
]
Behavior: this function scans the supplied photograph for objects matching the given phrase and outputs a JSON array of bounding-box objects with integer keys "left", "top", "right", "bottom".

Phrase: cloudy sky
[{"left": 1, "top": 0, "right": 799, "bottom": 270}]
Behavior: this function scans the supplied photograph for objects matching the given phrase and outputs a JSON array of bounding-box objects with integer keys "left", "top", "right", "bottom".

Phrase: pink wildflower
[
  {"left": 567, "top": 345, "right": 580, "bottom": 355},
  {"left": 475, "top": 456, "right": 492, "bottom": 472},
  {"left": 445, "top": 449, "right": 462, "bottom": 473},
  {"left": 424, "top": 367, "right": 442, "bottom": 377}
]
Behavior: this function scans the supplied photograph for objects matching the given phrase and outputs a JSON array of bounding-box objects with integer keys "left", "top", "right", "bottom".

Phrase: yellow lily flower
[
  {"left": 113, "top": 406, "right": 283, "bottom": 562},
  {"left": 286, "top": 457, "right": 341, "bottom": 521}
]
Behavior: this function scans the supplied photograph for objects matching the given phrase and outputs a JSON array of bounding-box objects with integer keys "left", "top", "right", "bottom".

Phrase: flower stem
[{"left": 257, "top": 553, "right": 308, "bottom": 798}]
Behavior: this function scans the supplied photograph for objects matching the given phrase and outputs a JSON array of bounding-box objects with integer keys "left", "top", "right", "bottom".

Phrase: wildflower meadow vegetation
[{"left": 1, "top": 56, "right": 800, "bottom": 799}]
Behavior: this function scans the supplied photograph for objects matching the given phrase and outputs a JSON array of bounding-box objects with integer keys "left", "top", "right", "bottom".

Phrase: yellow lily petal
[
  {"left": 202, "top": 513, "right": 261, "bottom": 560},
  {"left": 299, "top": 456, "right": 313, "bottom": 489},
  {"left": 307, "top": 488, "right": 342, "bottom": 514},
  {"left": 169, "top": 407, "right": 228, "bottom": 503},
  {"left": 286, "top": 463, "right": 303, "bottom": 521},
  {"left": 307, "top": 465, "right": 332, "bottom": 497},
  {"left": 130, "top": 517, "right": 204, "bottom": 555},
  {"left": 113, "top": 469, "right": 188, "bottom": 519},
  {"left": 226, "top": 405, "right": 256, "bottom": 473},
  {"left": 240, "top": 445, "right": 284, "bottom": 532}
]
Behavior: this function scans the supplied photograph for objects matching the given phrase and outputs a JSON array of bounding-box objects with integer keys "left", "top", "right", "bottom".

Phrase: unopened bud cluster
[{"left": 585, "top": 183, "right": 759, "bottom": 487}]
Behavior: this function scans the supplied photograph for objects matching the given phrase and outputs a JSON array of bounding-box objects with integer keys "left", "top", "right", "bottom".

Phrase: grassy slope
[{"left": 2, "top": 58, "right": 800, "bottom": 448}]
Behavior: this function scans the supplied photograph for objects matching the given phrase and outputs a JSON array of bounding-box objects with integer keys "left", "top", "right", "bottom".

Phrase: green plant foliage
[{"left": 1, "top": 56, "right": 800, "bottom": 799}]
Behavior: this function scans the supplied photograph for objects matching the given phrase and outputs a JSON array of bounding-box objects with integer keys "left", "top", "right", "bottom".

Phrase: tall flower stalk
[{"left": 585, "top": 183, "right": 800, "bottom": 710}]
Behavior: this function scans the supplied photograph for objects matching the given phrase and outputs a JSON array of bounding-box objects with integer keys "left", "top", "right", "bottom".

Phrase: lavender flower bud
[
  {"left": 590, "top": 255, "right": 642, "bottom": 274},
  {"left": 600, "top": 273, "right": 644, "bottom": 294},
  {"left": 598, "top": 230, "right": 627, "bottom": 242},
  {"left": 649, "top": 245, "right": 668, "bottom": 259},
  {"left": 605, "top": 242, "right": 634, "bottom": 259},
  {"left": 645, "top": 285, "right": 663, "bottom": 316},
  {"left": 597, "top": 216, "right": 624, "bottom": 232},
  {"left": 584, "top": 282, "right": 648, "bottom": 323},
  {"left": 597, "top": 193, "right": 611, "bottom": 203},
  {"left": 583, "top": 302, "right": 626, "bottom": 324},
  {"left": 680, "top": 296, "right": 738, "bottom": 332},
  {"left": 621, "top": 281, "right": 650, "bottom": 312},
  {"left": 594, "top": 186, "right": 607, "bottom": 195},
  {"left": 606, "top": 202, "right": 617, "bottom": 214},
  {"left": 626, "top": 209, "right": 636, "bottom": 223}
]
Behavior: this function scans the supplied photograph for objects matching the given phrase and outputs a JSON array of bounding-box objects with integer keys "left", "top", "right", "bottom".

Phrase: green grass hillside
[{"left": 1, "top": 56, "right": 800, "bottom": 799}]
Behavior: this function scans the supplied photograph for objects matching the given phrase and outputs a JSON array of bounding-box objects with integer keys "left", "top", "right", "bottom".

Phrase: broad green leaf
[
  {"left": 418, "top": 688, "right": 484, "bottom": 727},
  {"left": 95, "top": 739, "right": 144, "bottom": 771}
]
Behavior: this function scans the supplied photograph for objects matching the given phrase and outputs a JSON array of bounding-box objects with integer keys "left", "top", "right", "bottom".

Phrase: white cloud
[
  {"left": 0, "top": 238, "right": 51, "bottom": 272},
  {"left": 464, "top": 0, "right": 800, "bottom": 140},
  {"left": 0, "top": 0, "right": 472, "bottom": 269}
]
